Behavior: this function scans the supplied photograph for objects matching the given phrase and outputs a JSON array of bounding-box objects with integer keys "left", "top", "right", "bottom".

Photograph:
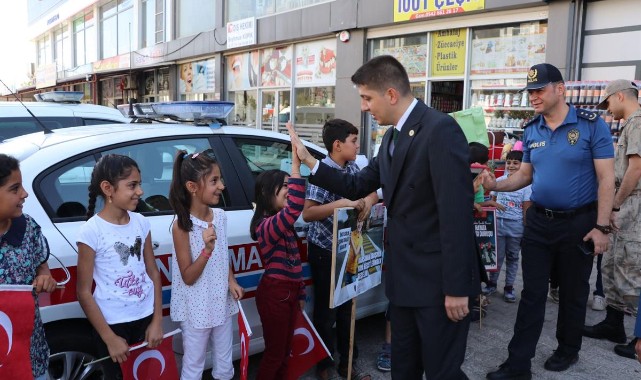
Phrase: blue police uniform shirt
[{"left": 522, "top": 104, "right": 614, "bottom": 210}]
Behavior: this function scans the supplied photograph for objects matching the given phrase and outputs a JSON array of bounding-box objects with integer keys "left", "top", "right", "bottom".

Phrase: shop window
[
  {"left": 37, "top": 35, "right": 51, "bottom": 66},
  {"left": 226, "top": 0, "right": 335, "bottom": 22},
  {"left": 142, "top": 0, "right": 165, "bottom": 47},
  {"left": 293, "top": 86, "right": 335, "bottom": 146},
  {"left": 100, "top": 0, "right": 133, "bottom": 59},
  {"left": 371, "top": 34, "right": 427, "bottom": 80},
  {"left": 229, "top": 90, "right": 258, "bottom": 127},
  {"left": 176, "top": 0, "right": 215, "bottom": 38},
  {"left": 54, "top": 24, "right": 72, "bottom": 71}
]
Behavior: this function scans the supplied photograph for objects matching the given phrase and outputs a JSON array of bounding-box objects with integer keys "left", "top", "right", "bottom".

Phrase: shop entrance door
[
  {"left": 429, "top": 80, "right": 464, "bottom": 114},
  {"left": 259, "top": 89, "right": 291, "bottom": 132}
]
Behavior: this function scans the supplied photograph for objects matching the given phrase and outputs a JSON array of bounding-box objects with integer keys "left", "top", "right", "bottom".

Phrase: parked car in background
[
  {"left": 0, "top": 101, "right": 388, "bottom": 379},
  {"left": 0, "top": 91, "right": 129, "bottom": 141}
]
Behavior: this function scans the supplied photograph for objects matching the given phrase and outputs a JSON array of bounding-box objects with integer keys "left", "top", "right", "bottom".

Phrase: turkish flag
[
  {"left": 238, "top": 301, "right": 252, "bottom": 380},
  {"left": 0, "top": 285, "right": 35, "bottom": 379},
  {"left": 120, "top": 334, "right": 178, "bottom": 380},
  {"left": 286, "top": 310, "right": 331, "bottom": 380}
]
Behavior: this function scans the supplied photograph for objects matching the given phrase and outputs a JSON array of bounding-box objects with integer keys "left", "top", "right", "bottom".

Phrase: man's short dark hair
[
  {"left": 322, "top": 119, "right": 359, "bottom": 153},
  {"left": 468, "top": 142, "right": 489, "bottom": 165},
  {"left": 351, "top": 55, "right": 411, "bottom": 96},
  {"left": 506, "top": 150, "right": 524, "bottom": 162}
]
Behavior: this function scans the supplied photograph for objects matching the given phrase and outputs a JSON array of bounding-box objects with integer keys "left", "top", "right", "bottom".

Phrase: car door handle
[{"left": 152, "top": 241, "right": 160, "bottom": 250}]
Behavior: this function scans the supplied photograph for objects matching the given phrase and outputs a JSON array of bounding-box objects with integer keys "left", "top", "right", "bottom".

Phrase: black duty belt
[{"left": 533, "top": 202, "right": 597, "bottom": 219}]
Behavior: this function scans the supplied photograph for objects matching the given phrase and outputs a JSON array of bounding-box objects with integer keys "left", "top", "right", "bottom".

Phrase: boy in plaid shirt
[{"left": 303, "top": 119, "right": 378, "bottom": 380}]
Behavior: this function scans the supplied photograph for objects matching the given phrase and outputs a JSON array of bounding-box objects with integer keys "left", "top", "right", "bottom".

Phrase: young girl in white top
[
  {"left": 76, "top": 154, "right": 163, "bottom": 380},
  {"left": 168, "top": 149, "right": 244, "bottom": 380}
]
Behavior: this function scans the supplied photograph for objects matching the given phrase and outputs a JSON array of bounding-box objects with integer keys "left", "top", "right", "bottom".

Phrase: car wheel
[
  {"left": 48, "top": 351, "right": 105, "bottom": 380},
  {"left": 46, "top": 321, "right": 106, "bottom": 380}
]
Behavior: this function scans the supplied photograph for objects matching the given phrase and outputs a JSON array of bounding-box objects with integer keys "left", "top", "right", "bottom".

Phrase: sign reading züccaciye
[
  {"left": 431, "top": 28, "right": 467, "bottom": 76},
  {"left": 394, "top": 0, "right": 485, "bottom": 22}
]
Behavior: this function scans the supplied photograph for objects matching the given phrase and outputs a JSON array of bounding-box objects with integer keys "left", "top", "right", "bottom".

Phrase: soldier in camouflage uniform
[{"left": 583, "top": 79, "right": 641, "bottom": 360}]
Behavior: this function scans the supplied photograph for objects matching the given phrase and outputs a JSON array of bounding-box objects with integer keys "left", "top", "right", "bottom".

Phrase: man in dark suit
[{"left": 287, "top": 55, "right": 479, "bottom": 379}]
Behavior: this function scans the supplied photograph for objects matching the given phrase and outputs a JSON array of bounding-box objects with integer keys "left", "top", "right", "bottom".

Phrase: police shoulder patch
[
  {"left": 523, "top": 114, "right": 542, "bottom": 128},
  {"left": 577, "top": 109, "right": 598, "bottom": 121}
]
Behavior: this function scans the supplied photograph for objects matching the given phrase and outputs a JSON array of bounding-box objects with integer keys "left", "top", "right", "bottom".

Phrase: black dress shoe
[
  {"left": 486, "top": 364, "right": 532, "bottom": 380},
  {"left": 614, "top": 338, "right": 638, "bottom": 359},
  {"left": 582, "top": 320, "right": 627, "bottom": 343},
  {"left": 543, "top": 351, "right": 579, "bottom": 372}
]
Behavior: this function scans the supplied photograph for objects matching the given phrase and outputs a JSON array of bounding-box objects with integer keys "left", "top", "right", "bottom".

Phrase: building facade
[{"left": 20, "top": 0, "right": 636, "bottom": 155}]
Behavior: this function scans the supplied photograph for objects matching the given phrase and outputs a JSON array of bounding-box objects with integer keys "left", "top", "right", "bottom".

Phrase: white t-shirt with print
[
  {"left": 77, "top": 211, "right": 154, "bottom": 324},
  {"left": 170, "top": 208, "right": 238, "bottom": 329}
]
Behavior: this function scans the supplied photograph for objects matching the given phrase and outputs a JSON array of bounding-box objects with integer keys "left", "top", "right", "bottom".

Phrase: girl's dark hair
[
  {"left": 169, "top": 149, "right": 219, "bottom": 232},
  {"left": 250, "top": 169, "right": 288, "bottom": 241},
  {"left": 87, "top": 154, "right": 140, "bottom": 219},
  {"left": 0, "top": 154, "right": 19, "bottom": 187}
]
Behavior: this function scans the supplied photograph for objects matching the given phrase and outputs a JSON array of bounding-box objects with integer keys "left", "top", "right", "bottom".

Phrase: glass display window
[
  {"left": 229, "top": 90, "right": 258, "bottom": 127},
  {"left": 469, "top": 21, "right": 547, "bottom": 130}
]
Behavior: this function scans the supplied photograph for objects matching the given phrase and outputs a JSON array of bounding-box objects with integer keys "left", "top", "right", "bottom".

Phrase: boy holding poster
[
  {"left": 303, "top": 119, "right": 377, "bottom": 380},
  {"left": 483, "top": 150, "right": 532, "bottom": 303}
]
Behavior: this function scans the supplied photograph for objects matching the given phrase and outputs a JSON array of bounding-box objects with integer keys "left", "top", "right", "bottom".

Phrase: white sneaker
[{"left": 592, "top": 295, "right": 606, "bottom": 311}]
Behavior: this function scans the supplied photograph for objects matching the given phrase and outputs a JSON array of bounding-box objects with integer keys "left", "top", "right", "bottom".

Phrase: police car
[
  {"left": 0, "top": 91, "right": 129, "bottom": 141},
  {"left": 0, "top": 101, "right": 388, "bottom": 379}
]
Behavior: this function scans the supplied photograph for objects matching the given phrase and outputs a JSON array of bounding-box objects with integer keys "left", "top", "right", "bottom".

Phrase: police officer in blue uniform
[{"left": 482, "top": 63, "right": 616, "bottom": 380}]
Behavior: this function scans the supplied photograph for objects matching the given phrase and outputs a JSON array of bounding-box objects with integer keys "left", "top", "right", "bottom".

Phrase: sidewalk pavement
[{"left": 226, "top": 258, "right": 641, "bottom": 379}]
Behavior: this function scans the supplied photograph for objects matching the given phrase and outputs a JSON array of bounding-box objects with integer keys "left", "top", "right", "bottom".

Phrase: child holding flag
[{"left": 0, "top": 153, "right": 57, "bottom": 380}]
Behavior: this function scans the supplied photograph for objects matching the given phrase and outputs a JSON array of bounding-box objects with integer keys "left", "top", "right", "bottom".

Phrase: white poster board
[{"left": 330, "top": 204, "right": 386, "bottom": 308}]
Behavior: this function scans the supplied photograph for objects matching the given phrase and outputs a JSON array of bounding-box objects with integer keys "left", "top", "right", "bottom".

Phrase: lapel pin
[{"left": 409, "top": 130, "right": 415, "bottom": 137}]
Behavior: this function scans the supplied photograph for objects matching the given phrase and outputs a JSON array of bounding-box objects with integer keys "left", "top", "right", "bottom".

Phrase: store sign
[
  {"left": 93, "top": 54, "right": 131, "bottom": 73},
  {"left": 227, "top": 17, "right": 256, "bottom": 49},
  {"left": 294, "top": 39, "right": 337, "bottom": 87},
  {"left": 134, "top": 45, "right": 166, "bottom": 67},
  {"left": 35, "top": 63, "right": 57, "bottom": 89},
  {"left": 394, "top": 0, "right": 485, "bottom": 22},
  {"left": 178, "top": 58, "right": 216, "bottom": 94},
  {"left": 430, "top": 28, "right": 467, "bottom": 76}
]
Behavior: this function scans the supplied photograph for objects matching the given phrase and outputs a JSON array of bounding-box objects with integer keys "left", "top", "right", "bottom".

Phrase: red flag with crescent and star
[
  {"left": 0, "top": 285, "right": 35, "bottom": 379},
  {"left": 119, "top": 332, "right": 179, "bottom": 380},
  {"left": 286, "top": 310, "right": 331, "bottom": 380},
  {"left": 238, "top": 301, "right": 252, "bottom": 380}
]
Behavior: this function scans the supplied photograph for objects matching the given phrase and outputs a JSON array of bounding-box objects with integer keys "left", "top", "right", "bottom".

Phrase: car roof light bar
[{"left": 34, "top": 91, "right": 84, "bottom": 103}]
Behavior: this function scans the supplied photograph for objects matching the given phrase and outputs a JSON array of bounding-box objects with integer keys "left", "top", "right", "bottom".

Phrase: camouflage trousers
[{"left": 603, "top": 194, "right": 641, "bottom": 313}]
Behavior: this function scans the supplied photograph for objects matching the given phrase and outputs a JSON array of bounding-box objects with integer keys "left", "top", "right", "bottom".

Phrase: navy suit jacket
[{"left": 309, "top": 100, "right": 479, "bottom": 307}]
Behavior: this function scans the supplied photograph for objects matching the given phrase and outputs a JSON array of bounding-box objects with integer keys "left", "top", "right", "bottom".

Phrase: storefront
[
  {"left": 364, "top": 5, "right": 550, "bottom": 157},
  {"left": 225, "top": 38, "right": 337, "bottom": 147}
]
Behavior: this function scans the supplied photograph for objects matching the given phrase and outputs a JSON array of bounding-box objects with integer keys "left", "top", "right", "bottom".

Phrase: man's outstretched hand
[{"left": 286, "top": 121, "right": 318, "bottom": 170}]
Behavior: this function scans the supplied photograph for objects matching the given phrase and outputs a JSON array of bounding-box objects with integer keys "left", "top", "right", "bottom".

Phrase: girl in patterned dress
[
  {"left": 0, "top": 154, "right": 57, "bottom": 380},
  {"left": 168, "top": 149, "right": 244, "bottom": 380},
  {"left": 76, "top": 154, "right": 164, "bottom": 380}
]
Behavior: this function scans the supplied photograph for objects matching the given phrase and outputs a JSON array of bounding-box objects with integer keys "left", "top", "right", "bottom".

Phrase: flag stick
[{"left": 83, "top": 328, "right": 182, "bottom": 367}]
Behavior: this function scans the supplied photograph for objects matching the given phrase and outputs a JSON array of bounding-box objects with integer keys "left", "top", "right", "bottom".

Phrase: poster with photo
[
  {"left": 227, "top": 52, "right": 252, "bottom": 91},
  {"left": 372, "top": 44, "right": 427, "bottom": 79},
  {"left": 330, "top": 204, "right": 386, "bottom": 308},
  {"left": 470, "top": 32, "right": 546, "bottom": 75},
  {"left": 294, "top": 39, "right": 337, "bottom": 87},
  {"left": 474, "top": 208, "right": 498, "bottom": 272},
  {"left": 179, "top": 58, "right": 215, "bottom": 94},
  {"left": 260, "top": 46, "right": 292, "bottom": 87}
]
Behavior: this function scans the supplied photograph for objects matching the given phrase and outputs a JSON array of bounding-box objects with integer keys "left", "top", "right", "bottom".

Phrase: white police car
[
  {"left": 0, "top": 91, "right": 129, "bottom": 141},
  {"left": 0, "top": 101, "right": 388, "bottom": 379}
]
